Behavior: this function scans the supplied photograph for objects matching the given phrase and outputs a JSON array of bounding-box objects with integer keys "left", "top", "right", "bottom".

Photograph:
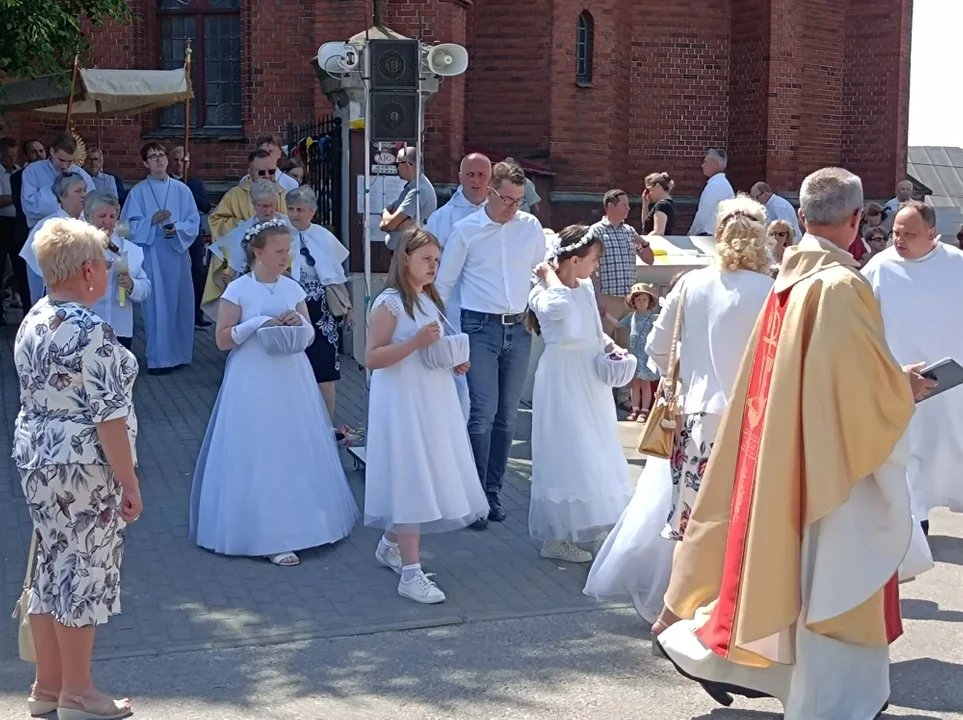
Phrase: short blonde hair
[
  {"left": 34, "top": 217, "right": 108, "bottom": 287},
  {"left": 714, "top": 196, "right": 771, "bottom": 274}
]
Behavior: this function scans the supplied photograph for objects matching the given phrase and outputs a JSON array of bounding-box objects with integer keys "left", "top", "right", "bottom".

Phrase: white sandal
[
  {"left": 56, "top": 692, "right": 132, "bottom": 720},
  {"left": 268, "top": 552, "right": 299, "bottom": 566}
]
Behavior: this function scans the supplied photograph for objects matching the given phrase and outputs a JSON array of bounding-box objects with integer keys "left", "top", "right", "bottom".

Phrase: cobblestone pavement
[{"left": 0, "top": 321, "right": 632, "bottom": 661}]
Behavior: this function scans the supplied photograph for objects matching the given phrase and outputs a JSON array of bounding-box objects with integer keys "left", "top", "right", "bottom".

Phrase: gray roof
[{"left": 907, "top": 146, "right": 963, "bottom": 236}]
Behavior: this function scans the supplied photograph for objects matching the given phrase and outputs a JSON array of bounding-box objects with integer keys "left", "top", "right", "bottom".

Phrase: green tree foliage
[{"left": 0, "top": 0, "right": 130, "bottom": 79}]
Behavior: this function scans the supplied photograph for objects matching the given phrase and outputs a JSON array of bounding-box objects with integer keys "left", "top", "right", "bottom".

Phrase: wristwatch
[{"left": 638, "top": 238, "right": 651, "bottom": 249}]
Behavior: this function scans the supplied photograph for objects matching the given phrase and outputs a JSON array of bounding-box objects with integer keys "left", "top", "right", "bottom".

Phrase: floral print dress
[
  {"left": 299, "top": 245, "right": 341, "bottom": 383},
  {"left": 13, "top": 299, "right": 138, "bottom": 627},
  {"left": 662, "top": 412, "right": 720, "bottom": 541}
]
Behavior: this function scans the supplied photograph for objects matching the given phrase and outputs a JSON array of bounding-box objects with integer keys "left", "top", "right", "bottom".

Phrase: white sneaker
[
  {"left": 375, "top": 542, "right": 403, "bottom": 575},
  {"left": 398, "top": 570, "right": 446, "bottom": 604},
  {"left": 541, "top": 539, "right": 593, "bottom": 563}
]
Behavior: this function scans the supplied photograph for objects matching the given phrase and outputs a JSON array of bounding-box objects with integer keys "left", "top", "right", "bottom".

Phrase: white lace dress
[
  {"left": 528, "top": 279, "right": 634, "bottom": 542},
  {"left": 364, "top": 289, "right": 489, "bottom": 532}
]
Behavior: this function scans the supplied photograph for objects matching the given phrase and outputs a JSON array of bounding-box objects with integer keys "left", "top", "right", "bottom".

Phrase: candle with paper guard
[{"left": 114, "top": 221, "right": 131, "bottom": 307}]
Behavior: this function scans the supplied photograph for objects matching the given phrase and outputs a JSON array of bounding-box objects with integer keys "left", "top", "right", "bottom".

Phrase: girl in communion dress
[
  {"left": 190, "top": 219, "right": 358, "bottom": 566},
  {"left": 364, "top": 229, "right": 489, "bottom": 604},
  {"left": 527, "top": 224, "right": 635, "bottom": 564}
]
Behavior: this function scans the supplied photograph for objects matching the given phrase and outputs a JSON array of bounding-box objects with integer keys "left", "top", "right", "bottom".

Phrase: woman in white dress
[
  {"left": 365, "top": 228, "right": 489, "bottom": 604},
  {"left": 85, "top": 191, "right": 151, "bottom": 349},
  {"left": 527, "top": 225, "right": 635, "bottom": 563},
  {"left": 190, "top": 219, "right": 358, "bottom": 566}
]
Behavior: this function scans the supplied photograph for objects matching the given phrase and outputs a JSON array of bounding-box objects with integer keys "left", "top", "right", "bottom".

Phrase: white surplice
[{"left": 862, "top": 242, "right": 963, "bottom": 520}]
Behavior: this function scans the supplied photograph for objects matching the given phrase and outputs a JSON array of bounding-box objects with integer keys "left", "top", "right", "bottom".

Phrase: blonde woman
[
  {"left": 767, "top": 218, "right": 796, "bottom": 264},
  {"left": 14, "top": 217, "right": 141, "bottom": 720}
]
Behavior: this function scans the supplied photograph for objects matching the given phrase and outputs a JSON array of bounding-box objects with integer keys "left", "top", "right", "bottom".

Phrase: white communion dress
[
  {"left": 583, "top": 457, "right": 675, "bottom": 623},
  {"left": 190, "top": 273, "right": 359, "bottom": 556},
  {"left": 364, "top": 289, "right": 489, "bottom": 532},
  {"left": 528, "top": 279, "right": 634, "bottom": 542}
]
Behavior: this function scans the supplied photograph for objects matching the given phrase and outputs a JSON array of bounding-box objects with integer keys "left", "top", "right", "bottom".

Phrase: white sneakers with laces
[
  {"left": 398, "top": 569, "right": 446, "bottom": 604},
  {"left": 540, "top": 539, "right": 593, "bottom": 564},
  {"left": 375, "top": 542, "right": 403, "bottom": 574}
]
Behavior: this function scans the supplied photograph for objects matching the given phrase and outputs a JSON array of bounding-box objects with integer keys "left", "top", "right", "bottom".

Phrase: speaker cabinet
[
  {"left": 369, "top": 91, "right": 418, "bottom": 143},
  {"left": 368, "top": 39, "right": 420, "bottom": 91}
]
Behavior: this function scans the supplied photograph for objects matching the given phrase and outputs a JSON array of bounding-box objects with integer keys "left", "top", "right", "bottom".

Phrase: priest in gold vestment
[{"left": 656, "top": 168, "right": 933, "bottom": 719}]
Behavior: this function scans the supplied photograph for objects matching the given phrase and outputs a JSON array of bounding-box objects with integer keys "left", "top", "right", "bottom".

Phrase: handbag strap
[
  {"left": 664, "top": 287, "right": 686, "bottom": 394},
  {"left": 433, "top": 306, "right": 460, "bottom": 335},
  {"left": 22, "top": 531, "right": 38, "bottom": 590}
]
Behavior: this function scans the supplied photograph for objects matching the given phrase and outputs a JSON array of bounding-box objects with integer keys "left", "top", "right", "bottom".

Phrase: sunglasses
[
  {"left": 772, "top": 231, "right": 789, "bottom": 239},
  {"left": 299, "top": 245, "right": 315, "bottom": 267},
  {"left": 867, "top": 235, "right": 886, "bottom": 243},
  {"left": 254, "top": 168, "right": 277, "bottom": 177}
]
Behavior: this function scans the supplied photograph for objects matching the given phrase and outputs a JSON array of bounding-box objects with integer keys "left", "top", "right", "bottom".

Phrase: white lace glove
[{"left": 230, "top": 315, "right": 273, "bottom": 346}]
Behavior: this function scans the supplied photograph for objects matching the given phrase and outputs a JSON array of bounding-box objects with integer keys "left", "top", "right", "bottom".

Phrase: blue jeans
[{"left": 462, "top": 313, "right": 533, "bottom": 496}]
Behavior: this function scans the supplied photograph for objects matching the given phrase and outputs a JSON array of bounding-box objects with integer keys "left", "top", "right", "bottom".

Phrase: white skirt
[
  {"left": 190, "top": 345, "right": 359, "bottom": 556},
  {"left": 364, "top": 354, "right": 489, "bottom": 533},
  {"left": 529, "top": 344, "right": 634, "bottom": 543},
  {"left": 583, "top": 457, "right": 675, "bottom": 623}
]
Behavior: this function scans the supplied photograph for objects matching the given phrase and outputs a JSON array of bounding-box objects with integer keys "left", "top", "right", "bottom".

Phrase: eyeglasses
[
  {"left": 146, "top": 153, "right": 166, "bottom": 161},
  {"left": 490, "top": 186, "right": 525, "bottom": 208},
  {"left": 254, "top": 168, "right": 277, "bottom": 177}
]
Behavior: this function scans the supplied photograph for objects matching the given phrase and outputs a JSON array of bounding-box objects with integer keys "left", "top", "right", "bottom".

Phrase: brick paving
[{"left": 0, "top": 319, "right": 617, "bottom": 661}]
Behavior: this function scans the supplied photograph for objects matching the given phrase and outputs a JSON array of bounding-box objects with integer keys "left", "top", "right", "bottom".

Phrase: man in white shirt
[
  {"left": 750, "top": 181, "right": 802, "bottom": 240},
  {"left": 426, "top": 152, "right": 492, "bottom": 420},
  {"left": 20, "top": 132, "right": 95, "bottom": 229},
  {"left": 688, "top": 149, "right": 735, "bottom": 236},
  {"left": 862, "top": 200, "right": 963, "bottom": 536},
  {"left": 882, "top": 180, "right": 913, "bottom": 232},
  {"left": 435, "top": 161, "right": 546, "bottom": 528}
]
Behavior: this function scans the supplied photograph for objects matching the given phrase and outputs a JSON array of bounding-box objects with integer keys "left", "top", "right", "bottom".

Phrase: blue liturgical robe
[{"left": 121, "top": 176, "right": 200, "bottom": 369}]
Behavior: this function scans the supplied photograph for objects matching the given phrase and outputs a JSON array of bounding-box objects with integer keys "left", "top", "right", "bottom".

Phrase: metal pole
[
  {"left": 183, "top": 41, "right": 193, "bottom": 180},
  {"left": 363, "top": 42, "right": 373, "bottom": 414},
  {"left": 64, "top": 54, "right": 80, "bottom": 130},
  {"left": 415, "top": 41, "right": 423, "bottom": 226}
]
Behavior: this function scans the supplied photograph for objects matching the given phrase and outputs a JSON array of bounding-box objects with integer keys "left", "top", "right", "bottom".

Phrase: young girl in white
[
  {"left": 365, "top": 228, "right": 489, "bottom": 604},
  {"left": 528, "top": 224, "right": 635, "bottom": 563},
  {"left": 190, "top": 219, "right": 359, "bottom": 566}
]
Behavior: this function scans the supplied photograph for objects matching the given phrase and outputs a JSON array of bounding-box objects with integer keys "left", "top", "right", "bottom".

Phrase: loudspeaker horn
[
  {"left": 317, "top": 42, "right": 359, "bottom": 74},
  {"left": 426, "top": 44, "right": 469, "bottom": 77}
]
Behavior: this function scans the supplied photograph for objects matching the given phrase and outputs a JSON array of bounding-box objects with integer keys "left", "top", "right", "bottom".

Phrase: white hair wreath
[
  {"left": 544, "top": 231, "right": 593, "bottom": 261},
  {"left": 242, "top": 217, "right": 288, "bottom": 246}
]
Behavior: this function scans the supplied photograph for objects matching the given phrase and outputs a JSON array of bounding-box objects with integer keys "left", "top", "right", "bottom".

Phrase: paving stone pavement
[{"left": 0, "top": 320, "right": 623, "bottom": 661}]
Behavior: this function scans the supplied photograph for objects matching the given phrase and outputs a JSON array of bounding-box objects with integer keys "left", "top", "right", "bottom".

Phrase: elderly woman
[
  {"left": 645, "top": 197, "right": 774, "bottom": 637},
  {"left": 13, "top": 217, "right": 142, "bottom": 719},
  {"left": 200, "top": 180, "right": 289, "bottom": 320},
  {"left": 20, "top": 172, "right": 88, "bottom": 305},
  {"left": 286, "top": 185, "right": 352, "bottom": 420},
  {"left": 767, "top": 218, "right": 796, "bottom": 265},
  {"left": 85, "top": 191, "right": 152, "bottom": 349}
]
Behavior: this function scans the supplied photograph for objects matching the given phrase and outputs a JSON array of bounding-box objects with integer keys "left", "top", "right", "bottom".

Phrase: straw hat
[{"left": 625, "top": 282, "right": 657, "bottom": 308}]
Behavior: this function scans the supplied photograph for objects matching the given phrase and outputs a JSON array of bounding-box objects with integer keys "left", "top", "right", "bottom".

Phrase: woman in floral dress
[
  {"left": 286, "top": 186, "right": 353, "bottom": 422},
  {"left": 13, "top": 217, "right": 142, "bottom": 720}
]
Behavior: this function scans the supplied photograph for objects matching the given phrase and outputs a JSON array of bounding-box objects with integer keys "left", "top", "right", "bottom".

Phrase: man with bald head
[
  {"left": 427, "top": 152, "right": 493, "bottom": 419},
  {"left": 863, "top": 200, "right": 963, "bottom": 535},
  {"left": 883, "top": 180, "right": 914, "bottom": 232},
  {"left": 750, "top": 181, "right": 801, "bottom": 240}
]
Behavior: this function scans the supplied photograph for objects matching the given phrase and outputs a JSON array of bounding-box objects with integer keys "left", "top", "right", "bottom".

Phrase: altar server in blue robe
[{"left": 121, "top": 141, "right": 200, "bottom": 375}]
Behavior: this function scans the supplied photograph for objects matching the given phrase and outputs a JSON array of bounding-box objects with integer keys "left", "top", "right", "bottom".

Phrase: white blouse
[{"left": 646, "top": 265, "right": 773, "bottom": 416}]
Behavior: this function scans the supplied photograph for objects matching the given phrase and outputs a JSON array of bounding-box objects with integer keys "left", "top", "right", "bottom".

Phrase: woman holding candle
[{"left": 87, "top": 191, "right": 151, "bottom": 350}]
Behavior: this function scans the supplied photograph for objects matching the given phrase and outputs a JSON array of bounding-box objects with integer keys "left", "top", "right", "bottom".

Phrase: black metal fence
[{"left": 287, "top": 116, "right": 342, "bottom": 235}]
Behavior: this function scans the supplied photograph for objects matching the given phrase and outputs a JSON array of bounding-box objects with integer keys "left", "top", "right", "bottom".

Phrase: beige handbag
[
  {"left": 11, "top": 531, "right": 39, "bottom": 664},
  {"left": 325, "top": 282, "right": 351, "bottom": 317},
  {"left": 637, "top": 289, "right": 685, "bottom": 459}
]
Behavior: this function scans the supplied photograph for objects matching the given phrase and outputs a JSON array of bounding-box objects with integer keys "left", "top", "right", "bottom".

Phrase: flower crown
[
  {"left": 546, "top": 232, "right": 593, "bottom": 261},
  {"left": 242, "top": 217, "right": 289, "bottom": 246}
]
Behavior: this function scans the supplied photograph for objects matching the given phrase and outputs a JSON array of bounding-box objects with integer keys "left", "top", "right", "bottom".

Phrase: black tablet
[{"left": 918, "top": 358, "right": 963, "bottom": 403}]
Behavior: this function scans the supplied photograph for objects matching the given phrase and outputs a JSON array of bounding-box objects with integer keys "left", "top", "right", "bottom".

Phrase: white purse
[
  {"left": 256, "top": 322, "right": 315, "bottom": 356},
  {"left": 11, "top": 531, "right": 38, "bottom": 663},
  {"left": 898, "top": 516, "right": 935, "bottom": 583},
  {"left": 419, "top": 309, "right": 470, "bottom": 371},
  {"left": 594, "top": 352, "right": 638, "bottom": 388}
]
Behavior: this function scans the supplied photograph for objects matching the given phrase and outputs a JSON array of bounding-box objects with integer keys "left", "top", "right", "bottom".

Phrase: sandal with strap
[
  {"left": 626, "top": 409, "right": 640, "bottom": 422},
  {"left": 28, "top": 684, "right": 59, "bottom": 717},
  {"left": 637, "top": 410, "right": 649, "bottom": 424},
  {"left": 56, "top": 692, "right": 132, "bottom": 720},
  {"left": 268, "top": 552, "right": 300, "bottom": 566}
]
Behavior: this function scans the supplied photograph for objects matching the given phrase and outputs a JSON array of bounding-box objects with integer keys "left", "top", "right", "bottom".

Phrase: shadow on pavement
[
  {"left": 901, "top": 598, "right": 963, "bottom": 623},
  {"left": 929, "top": 534, "right": 963, "bottom": 567},
  {"left": 891, "top": 657, "right": 963, "bottom": 714}
]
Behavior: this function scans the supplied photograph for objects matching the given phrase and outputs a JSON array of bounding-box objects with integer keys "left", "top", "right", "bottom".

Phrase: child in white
[
  {"left": 190, "top": 219, "right": 358, "bottom": 566},
  {"left": 528, "top": 225, "right": 634, "bottom": 563},
  {"left": 364, "top": 228, "right": 489, "bottom": 604}
]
